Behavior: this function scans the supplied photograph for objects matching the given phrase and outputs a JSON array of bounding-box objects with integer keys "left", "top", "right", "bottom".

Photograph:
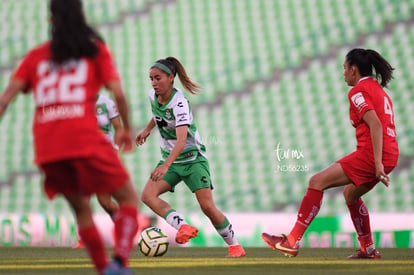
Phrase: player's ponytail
[
  {"left": 366, "top": 49, "right": 394, "bottom": 87},
  {"left": 152, "top": 57, "right": 201, "bottom": 95},
  {"left": 346, "top": 48, "right": 394, "bottom": 87}
]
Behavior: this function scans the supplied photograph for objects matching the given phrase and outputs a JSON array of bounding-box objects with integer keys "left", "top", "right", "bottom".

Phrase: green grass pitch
[{"left": 0, "top": 247, "right": 413, "bottom": 274}]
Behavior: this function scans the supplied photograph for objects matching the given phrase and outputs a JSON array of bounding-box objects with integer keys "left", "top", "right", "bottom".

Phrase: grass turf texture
[{"left": 0, "top": 247, "right": 413, "bottom": 274}]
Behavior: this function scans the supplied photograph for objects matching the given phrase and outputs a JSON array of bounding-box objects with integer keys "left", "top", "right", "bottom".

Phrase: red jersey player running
[
  {"left": 0, "top": 0, "right": 139, "bottom": 274},
  {"left": 262, "top": 48, "right": 399, "bottom": 259}
]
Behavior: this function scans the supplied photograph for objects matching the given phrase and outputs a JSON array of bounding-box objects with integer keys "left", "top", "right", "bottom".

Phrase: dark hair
[
  {"left": 346, "top": 48, "right": 394, "bottom": 87},
  {"left": 50, "top": 0, "right": 103, "bottom": 64},
  {"left": 154, "top": 57, "right": 201, "bottom": 94}
]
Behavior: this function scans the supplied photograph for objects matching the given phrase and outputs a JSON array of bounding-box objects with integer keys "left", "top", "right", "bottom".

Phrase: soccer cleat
[
  {"left": 72, "top": 239, "right": 84, "bottom": 249},
  {"left": 347, "top": 248, "right": 381, "bottom": 259},
  {"left": 175, "top": 224, "right": 198, "bottom": 244},
  {"left": 102, "top": 260, "right": 133, "bottom": 275},
  {"left": 261, "top": 232, "right": 298, "bottom": 257},
  {"left": 227, "top": 244, "right": 246, "bottom": 257},
  {"left": 261, "top": 232, "right": 285, "bottom": 250},
  {"left": 275, "top": 237, "right": 299, "bottom": 257}
]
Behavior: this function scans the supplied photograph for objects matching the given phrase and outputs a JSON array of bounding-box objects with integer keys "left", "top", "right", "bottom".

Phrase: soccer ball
[{"left": 138, "top": 227, "right": 169, "bottom": 257}]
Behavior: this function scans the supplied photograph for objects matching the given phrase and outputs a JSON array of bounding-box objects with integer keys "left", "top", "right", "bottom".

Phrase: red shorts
[
  {"left": 40, "top": 145, "right": 130, "bottom": 199},
  {"left": 337, "top": 150, "right": 396, "bottom": 190}
]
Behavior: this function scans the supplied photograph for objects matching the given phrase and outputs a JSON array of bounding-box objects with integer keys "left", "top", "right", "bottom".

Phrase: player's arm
[
  {"left": 0, "top": 79, "right": 26, "bottom": 119},
  {"left": 136, "top": 119, "right": 156, "bottom": 146},
  {"left": 106, "top": 80, "right": 130, "bottom": 129},
  {"left": 110, "top": 116, "right": 122, "bottom": 147},
  {"left": 146, "top": 118, "right": 156, "bottom": 130},
  {"left": 105, "top": 80, "right": 133, "bottom": 152},
  {"left": 362, "top": 110, "right": 389, "bottom": 186},
  {"left": 150, "top": 125, "right": 188, "bottom": 181}
]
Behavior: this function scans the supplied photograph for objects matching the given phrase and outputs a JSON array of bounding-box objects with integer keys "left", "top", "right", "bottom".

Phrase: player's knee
[
  {"left": 99, "top": 199, "right": 113, "bottom": 212},
  {"left": 140, "top": 192, "right": 148, "bottom": 205},
  {"left": 308, "top": 174, "right": 323, "bottom": 190},
  {"left": 112, "top": 182, "right": 139, "bottom": 206},
  {"left": 343, "top": 186, "right": 359, "bottom": 204},
  {"left": 66, "top": 196, "right": 90, "bottom": 216},
  {"left": 140, "top": 189, "right": 154, "bottom": 206},
  {"left": 97, "top": 196, "right": 108, "bottom": 206},
  {"left": 71, "top": 204, "right": 84, "bottom": 216}
]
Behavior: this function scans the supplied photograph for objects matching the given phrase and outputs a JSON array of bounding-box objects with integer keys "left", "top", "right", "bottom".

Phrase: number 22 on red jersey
[{"left": 35, "top": 60, "right": 88, "bottom": 107}]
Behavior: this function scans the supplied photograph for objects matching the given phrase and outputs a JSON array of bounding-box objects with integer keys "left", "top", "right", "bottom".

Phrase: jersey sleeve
[
  {"left": 348, "top": 89, "right": 374, "bottom": 120},
  {"left": 173, "top": 98, "right": 191, "bottom": 127},
  {"left": 95, "top": 42, "right": 120, "bottom": 84},
  {"left": 12, "top": 54, "right": 33, "bottom": 93}
]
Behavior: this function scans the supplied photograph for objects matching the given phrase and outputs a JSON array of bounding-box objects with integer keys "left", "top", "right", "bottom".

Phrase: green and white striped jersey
[{"left": 149, "top": 87, "right": 206, "bottom": 163}]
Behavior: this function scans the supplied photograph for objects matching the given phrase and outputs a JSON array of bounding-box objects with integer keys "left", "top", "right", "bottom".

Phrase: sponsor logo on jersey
[
  {"left": 351, "top": 92, "right": 368, "bottom": 112},
  {"left": 177, "top": 112, "right": 188, "bottom": 123},
  {"left": 39, "top": 104, "right": 85, "bottom": 123},
  {"left": 112, "top": 105, "right": 118, "bottom": 113},
  {"left": 155, "top": 116, "right": 168, "bottom": 128}
]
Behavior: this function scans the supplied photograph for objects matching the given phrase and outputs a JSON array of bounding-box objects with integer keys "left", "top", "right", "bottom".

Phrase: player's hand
[
  {"left": 135, "top": 130, "right": 150, "bottom": 147},
  {"left": 115, "top": 129, "right": 133, "bottom": 153},
  {"left": 375, "top": 162, "right": 389, "bottom": 187},
  {"left": 150, "top": 164, "right": 168, "bottom": 182}
]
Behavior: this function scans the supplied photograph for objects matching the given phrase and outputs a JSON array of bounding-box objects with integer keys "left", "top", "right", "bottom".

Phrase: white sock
[
  {"left": 216, "top": 218, "right": 239, "bottom": 246},
  {"left": 164, "top": 209, "right": 186, "bottom": 230}
]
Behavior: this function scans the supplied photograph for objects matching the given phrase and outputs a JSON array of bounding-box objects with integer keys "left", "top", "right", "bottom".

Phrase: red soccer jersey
[
  {"left": 348, "top": 77, "right": 399, "bottom": 166},
  {"left": 13, "top": 41, "right": 120, "bottom": 164}
]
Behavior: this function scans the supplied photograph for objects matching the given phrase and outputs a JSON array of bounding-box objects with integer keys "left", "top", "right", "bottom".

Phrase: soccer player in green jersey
[{"left": 136, "top": 57, "right": 245, "bottom": 257}]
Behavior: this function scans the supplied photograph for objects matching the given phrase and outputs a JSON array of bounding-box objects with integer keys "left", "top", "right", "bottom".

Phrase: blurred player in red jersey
[
  {"left": 262, "top": 48, "right": 399, "bottom": 259},
  {"left": 73, "top": 93, "right": 122, "bottom": 249},
  {"left": 0, "top": 0, "right": 139, "bottom": 274}
]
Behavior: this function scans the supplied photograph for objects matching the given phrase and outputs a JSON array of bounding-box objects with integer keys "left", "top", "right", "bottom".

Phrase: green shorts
[{"left": 157, "top": 155, "right": 213, "bottom": 192}]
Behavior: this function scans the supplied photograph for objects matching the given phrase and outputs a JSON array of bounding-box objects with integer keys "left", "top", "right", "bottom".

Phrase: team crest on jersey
[
  {"left": 165, "top": 109, "right": 175, "bottom": 120},
  {"left": 96, "top": 105, "right": 103, "bottom": 115}
]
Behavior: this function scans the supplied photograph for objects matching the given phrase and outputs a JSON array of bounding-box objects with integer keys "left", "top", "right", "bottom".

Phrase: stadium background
[{"left": 0, "top": 0, "right": 413, "bottom": 248}]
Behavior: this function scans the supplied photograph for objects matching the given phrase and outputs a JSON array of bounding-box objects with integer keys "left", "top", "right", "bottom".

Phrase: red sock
[
  {"left": 287, "top": 188, "right": 323, "bottom": 247},
  {"left": 347, "top": 198, "right": 373, "bottom": 251},
  {"left": 113, "top": 206, "right": 139, "bottom": 266},
  {"left": 78, "top": 225, "right": 108, "bottom": 272}
]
